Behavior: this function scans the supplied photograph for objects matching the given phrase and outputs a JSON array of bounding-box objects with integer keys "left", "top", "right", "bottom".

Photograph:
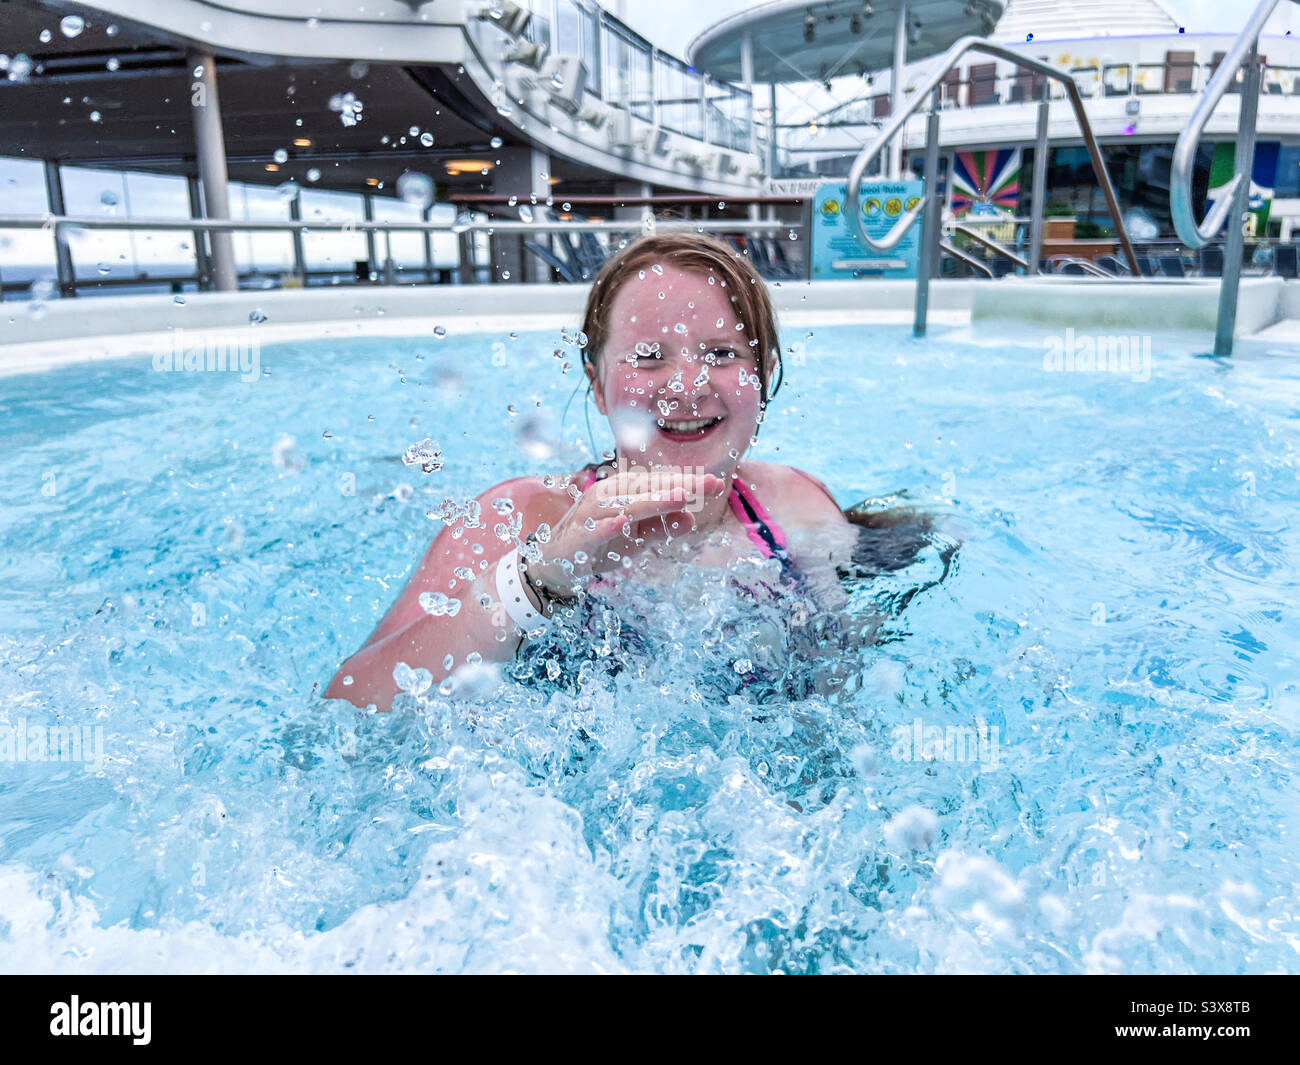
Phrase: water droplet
[
  {"left": 433, "top": 325, "right": 447, "bottom": 338},
  {"left": 60, "top": 15, "right": 85, "bottom": 37},
  {"left": 273, "top": 148, "right": 288, "bottom": 164},
  {"left": 420, "top": 131, "right": 434, "bottom": 147},
  {"left": 518, "top": 205, "right": 533, "bottom": 223},
  {"left": 39, "top": 29, "right": 52, "bottom": 44},
  {"left": 249, "top": 308, "right": 268, "bottom": 325},
  {"left": 396, "top": 170, "right": 434, "bottom": 208},
  {"left": 106, "top": 57, "right": 120, "bottom": 72},
  {"left": 306, "top": 167, "right": 321, "bottom": 183},
  {"left": 402, "top": 437, "right": 443, "bottom": 474},
  {"left": 89, "top": 110, "right": 102, "bottom": 123},
  {"left": 490, "top": 136, "right": 503, "bottom": 149}
]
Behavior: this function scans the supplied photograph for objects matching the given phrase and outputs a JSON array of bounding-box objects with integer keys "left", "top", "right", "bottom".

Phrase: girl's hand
[{"left": 525, "top": 468, "right": 726, "bottom": 599}]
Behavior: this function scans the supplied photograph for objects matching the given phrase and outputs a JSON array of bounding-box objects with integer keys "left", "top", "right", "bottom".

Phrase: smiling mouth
[{"left": 657, "top": 416, "right": 723, "bottom": 441}]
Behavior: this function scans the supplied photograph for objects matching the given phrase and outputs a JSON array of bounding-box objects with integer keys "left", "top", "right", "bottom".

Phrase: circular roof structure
[{"left": 687, "top": 0, "right": 1005, "bottom": 85}]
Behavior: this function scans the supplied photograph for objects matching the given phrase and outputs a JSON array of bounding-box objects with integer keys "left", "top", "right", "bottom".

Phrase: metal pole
[
  {"left": 42, "top": 161, "right": 76, "bottom": 298},
  {"left": 288, "top": 192, "right": 306, "bottom": 283},
  {"left": 187, "top": 47, "right": 238, "bottom": 292},
  {"left": 1215, "top": 43, "right": 1262, "bottom": 356},
  {"left": 186, "top": 175, "right": 211, "bottom": 289},
  {"left": 383, "top": 230, "right": 396, "bottom": 285},
  {"left": 890, "top": 0, "right": 909, "bottom": 180},
  {"left": 362, "top": 193, "right": 377, "bottom": 276},
  {"left": 1029, "top": 83, "right": 1050, "bottom": 275},
  {"left": 422, "top": 205, "right": 435, "bottom": 283},
  {"left": 914, "top": 88, "right": 942, "bottom": 337}
]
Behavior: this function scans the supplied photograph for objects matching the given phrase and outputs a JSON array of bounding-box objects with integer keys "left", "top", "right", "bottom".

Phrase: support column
[
  {"left": 187, "top": 47, "right": 237, "bottom": 291},
  {"left": 493, "top": 146, "right": 551, "bottom": 282},
  {"left": 42, "top": 160, "right": 75, "bottom": 298},
  {"left": 890, "top": 0, "right": 909, "bottom": 180}
]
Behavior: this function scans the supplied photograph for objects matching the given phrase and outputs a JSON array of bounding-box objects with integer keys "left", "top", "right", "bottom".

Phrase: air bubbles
[
  {"left": 396, "top": 170, "right": 434, "bottom": 208},
  {"left": 328, "top": 91, "right": 363, "bottom": 127},
  {"left": 89, "top": 110, "right": 102, "bottom": 123},
  {"left": 106, "top": 57, "right": 120, "bottom": 72},
  {"left": 60, "top": 15, "right": 85, "bottom": 38},
  {"left": 402, "top": 437, "right": 443, "bottom": 474},
  {"left": 420, "top": 131, "right": 434, "bottom": 147},
  {"left": 306, "top": 167, "right": 321, "bottom": 183},
  {"left": 39, "top": 29, "right": 52, "bottom": 44},
  {"left": 674, "top": 322, "right": 688, "bottom": 334},
  {"left": 490, "top": 136, "right": 503, "bottom": 149},
  {"left": 273, "top": 148, "right": 288, "bottom": 164}
]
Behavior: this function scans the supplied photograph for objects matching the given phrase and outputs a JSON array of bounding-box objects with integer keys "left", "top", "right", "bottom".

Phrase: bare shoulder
[{"left": 736, "top": 459, "right": 847, "bottom": 529}]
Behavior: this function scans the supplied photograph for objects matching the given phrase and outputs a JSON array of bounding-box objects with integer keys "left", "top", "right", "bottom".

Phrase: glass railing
[{"left": 475, "top": 0, "right": 753, "bottom": 157}]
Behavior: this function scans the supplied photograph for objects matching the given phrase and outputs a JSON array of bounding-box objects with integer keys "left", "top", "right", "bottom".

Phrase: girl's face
[{"left": 589, "top": 261, "right": 764, "bottom": 476}]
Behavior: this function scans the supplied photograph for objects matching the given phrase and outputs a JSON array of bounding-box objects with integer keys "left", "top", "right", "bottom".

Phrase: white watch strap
[{"left": 495, "top": 548, "right": 543, "bottom": 632}]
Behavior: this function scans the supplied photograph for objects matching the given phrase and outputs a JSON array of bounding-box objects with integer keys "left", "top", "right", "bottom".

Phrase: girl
[{"left": 327, "top": 232, "right": 851, "bottom": 709}]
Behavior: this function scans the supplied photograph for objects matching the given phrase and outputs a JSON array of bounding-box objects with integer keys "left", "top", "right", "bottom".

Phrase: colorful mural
[{"left": 949, "top": 148, "right": 1021, "bottom": 216}]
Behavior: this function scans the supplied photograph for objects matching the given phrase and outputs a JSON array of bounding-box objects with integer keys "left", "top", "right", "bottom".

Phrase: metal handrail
[
  {"left": 844, "top": 36, "right": 1140, "bottom": 277},
  {"left": 1049, "top": 256, "right": 1113, "bottom": 278},
  {"left": 0, "top": 215, "right": 785, "bottom": 235},
  {"left": 940, "top": 241, "right": 994, "bottom": 278},
  {"left": 1170, "top": 0, "right": 1296, "bottom": 248},
  {"left": 951, "top": 224, "right": 1028, "bottom": 270}
]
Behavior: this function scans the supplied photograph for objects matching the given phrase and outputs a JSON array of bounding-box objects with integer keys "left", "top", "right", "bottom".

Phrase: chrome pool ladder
[
  {"left": 842, "top": 37, "right": 1140, "bottom": 336},
  {"left": 1169, "top": 0, "right": 1298, "bottom": 355}
]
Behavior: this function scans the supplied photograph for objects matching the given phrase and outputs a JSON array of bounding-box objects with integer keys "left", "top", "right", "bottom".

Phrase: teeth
[{"left": 661, "top": 417, "right": 718, "bottom": 432}]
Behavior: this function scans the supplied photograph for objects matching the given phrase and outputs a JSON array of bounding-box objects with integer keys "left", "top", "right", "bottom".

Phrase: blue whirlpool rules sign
[{"left": 811, "top": 180, "right": 924, "bottom": 279}]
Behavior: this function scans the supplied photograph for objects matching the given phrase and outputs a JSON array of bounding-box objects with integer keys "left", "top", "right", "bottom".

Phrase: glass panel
[
  {"left": 298, "top": 188, "right": 367, "bottom": 277},
  {"left": 370, "top": 197, "right": 427, "bottom": 268},
  {"left": 580, "top": 3, "right": 600, "bottom": 97},
  {"left": 0, "top": 156, "right": 55, "bottom": 295},
  {"left": 230, "top": 182, "right": 294, "bottom": 278},
  {"left": 62, "top": 165, "right": 195, "bottom": 282},
  {"left": 555, "top": 0, "right": 581, "bottom": 55}
]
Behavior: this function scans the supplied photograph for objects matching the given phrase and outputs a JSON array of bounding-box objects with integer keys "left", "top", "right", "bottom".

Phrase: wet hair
[{"left": 578, "top": 232, "right": 784, "bottom": 409}]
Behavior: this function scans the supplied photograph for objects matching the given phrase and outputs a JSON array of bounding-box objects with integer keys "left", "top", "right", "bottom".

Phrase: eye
[{"left": 709, "top": 347, "right": 740, "bottom": 361}]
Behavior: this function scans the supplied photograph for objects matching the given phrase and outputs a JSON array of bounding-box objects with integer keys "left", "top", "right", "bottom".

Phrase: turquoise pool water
[{"left": 0, "top": 320, "right": 1297, "bottom": 973}]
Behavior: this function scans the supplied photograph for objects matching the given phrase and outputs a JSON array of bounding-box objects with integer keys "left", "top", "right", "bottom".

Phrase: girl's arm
[{"left": 324, "top": 477, "right": 556, "bottom": 709}]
